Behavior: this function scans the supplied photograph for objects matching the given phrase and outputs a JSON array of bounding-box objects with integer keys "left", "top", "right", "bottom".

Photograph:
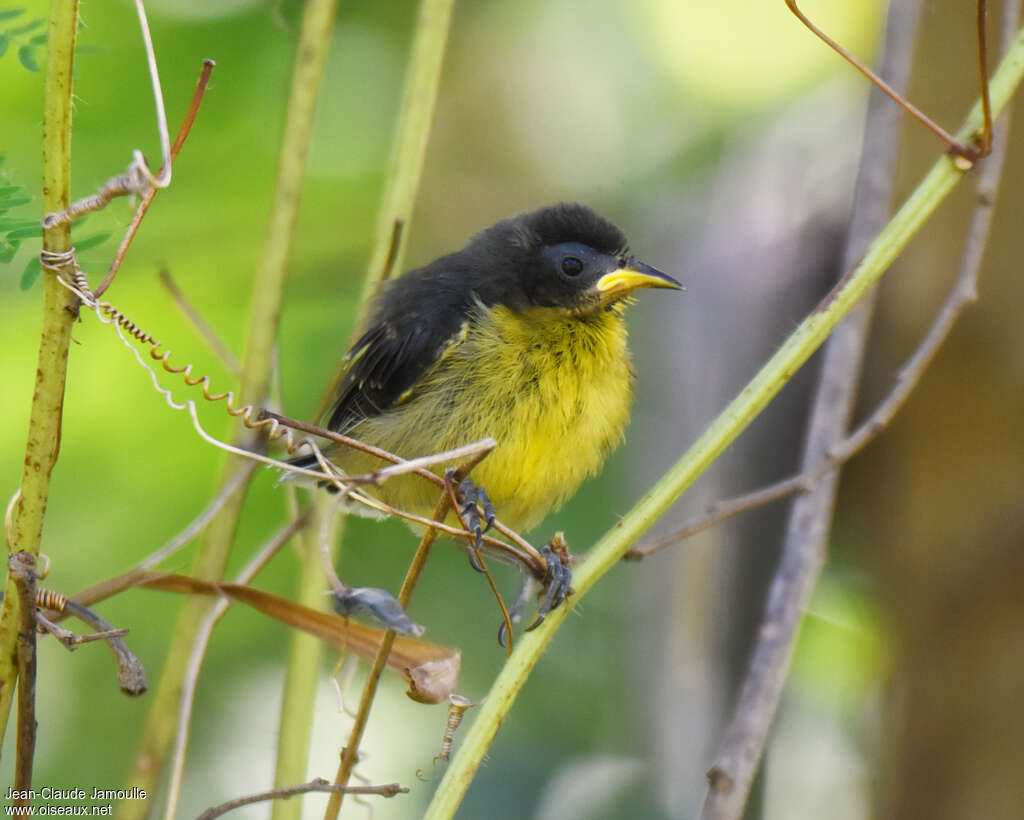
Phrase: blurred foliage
[{"left": 11, "top": 1, "right": 1022, "bottom": 819}]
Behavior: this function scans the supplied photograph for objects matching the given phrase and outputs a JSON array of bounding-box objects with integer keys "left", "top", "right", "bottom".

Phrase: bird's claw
[
  {"left": 453, "top": 475, "right": 495, "bottom": 572},
  {"left": 525, "top": 544, "right": 573, "bottom": 631},
  {"left": 498, "top": 575, "right": 536, "bottom": 647},
  {"left": 497, "top": 537, "right": 574, "bottom": 646}
]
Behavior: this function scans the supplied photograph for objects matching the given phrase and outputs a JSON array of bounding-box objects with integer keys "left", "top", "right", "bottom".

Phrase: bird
[{"left": 291, "top": 203, "right": 680, "bottom": 613}]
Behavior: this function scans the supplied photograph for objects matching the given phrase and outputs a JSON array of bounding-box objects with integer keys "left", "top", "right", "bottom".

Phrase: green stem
[
  {"left": 364, "top": 0, "right": 455, "bottom": 289},
  {"left": 423, "top": 22, "right": 1024, "bottom": 820},
  {"left": 119, "top": 0, "right": 340, "bottom": 812},
  {"left": 0, "top": 0, "right": 80, "bottom": 754},
  {"left": 316, "top": 0, "right": 457, "bottom": 420},
  {"left": 271, "top": 496, "right": 341, "bottom": 820}
]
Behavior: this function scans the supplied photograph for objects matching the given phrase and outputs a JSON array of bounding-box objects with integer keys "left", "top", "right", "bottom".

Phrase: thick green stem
[
  {"left": 271, "top": 497, "right": 341, "bottom": 820},
  {"left": 119, "top": 0, "right": 340, "bottom": 812},
  {"left": 423, "top": 22, "right": 1024, "bottom": 819},
  {"left": 363, "top": 0, "right": 455, "bottom": 289},
  {"left": 0, "top": 0, "right": 80, "bottom": 753}
]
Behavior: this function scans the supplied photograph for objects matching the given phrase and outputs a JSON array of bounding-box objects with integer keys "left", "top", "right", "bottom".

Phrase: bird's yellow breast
[{"left": 338, "top": 303, "right": 635, "bottom": 533}]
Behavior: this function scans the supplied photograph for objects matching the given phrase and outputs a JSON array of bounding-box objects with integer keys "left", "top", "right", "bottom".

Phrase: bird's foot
[
  {"left": 498, "top": 533, "right": 574, "bottom": 644},
  {"left": 447, "top": 472, "right": 496, "bottom": 572},
  {"left": 527, "top": 533, "right": 574, "bottom": 630}
]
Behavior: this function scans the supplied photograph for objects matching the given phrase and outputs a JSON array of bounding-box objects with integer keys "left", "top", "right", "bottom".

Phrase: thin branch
[
  {"left": 140, "top": 463, "right": 255, "bottom": 570},
  {"left": 10, "top": 552, "right": 38, "bottom": 798},
  {"left": 163, "top": 515, "right": 310, "bottom": 820},
  {"left": 63, "top": 600, "right": 148, "bottom": 695},
  {"left": 784, "top": 0, "right": 990, "bottom": 163},
  {"left": 197, "top": 779, "right": 407, "bottom": 820},
  {"left": 34, "top": 610, "right": 127, "bottom": 648},
  {"left": 625, "top": 473, "right": 814, "bottom": 560},
  {"left": 93, "top": 58, "right": 215, "bottom": 298},
  {"left": 422, "top": 19, "right": 1024, "bottom": 820},
  {"left": 158, "top": 268, "right": 242, "bottom": 376}
]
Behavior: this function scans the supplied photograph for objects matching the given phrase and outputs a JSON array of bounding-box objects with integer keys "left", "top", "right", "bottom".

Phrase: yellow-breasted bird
[{"left": 292, "top": 203, "right": 680, "bottom": 619}]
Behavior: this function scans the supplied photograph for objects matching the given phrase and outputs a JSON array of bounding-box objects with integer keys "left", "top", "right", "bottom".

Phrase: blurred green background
[{"left": 4, "top": 1, "right": 1024, "bottom": 818}]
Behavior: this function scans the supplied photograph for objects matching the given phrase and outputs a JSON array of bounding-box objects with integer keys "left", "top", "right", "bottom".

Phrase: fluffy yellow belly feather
[{"left": 332, "top": 303, "right": 635, "bottom": 533}]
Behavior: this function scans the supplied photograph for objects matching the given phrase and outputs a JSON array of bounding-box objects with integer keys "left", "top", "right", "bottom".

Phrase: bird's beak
[{"left": 594, "top": 259, "right": 682, "bottom": 305}]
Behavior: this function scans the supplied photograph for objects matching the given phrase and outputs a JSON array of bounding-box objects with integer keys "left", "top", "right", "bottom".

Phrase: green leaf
[
  {"left": 28, "top": 31, "right": 47, "bottom": 45},
  {"left": 2, "top": 218, "right": 38, "bottom": 229},
  {"left": 0, "top": 9, "right": 25, "bottom": 23},
  {"left": 17, "top": 43, "right": 38, "bottom": 71},
  {"left": 19, "top": 255, "right": 41, "bottom": 290},
  {"left": 0, "top": 240, "right": 18, "bottom": 263},
  {"left": 0, "top": 186, "right": 22, "bottom": 198},
  {"left": 73, "top": 231, "right": 111, "bottom": 251},
  {"left": 5, "top": 224, "right": 41, "bottom": 240},
  {"left": 5, "top": 17, "right": 42, "bottom": 36},
  {"left": 0, "top": 34, "right": 9, "bottom": 59},
  {"left": 0, "top": 193, "right": 30, "bottom": 209}
]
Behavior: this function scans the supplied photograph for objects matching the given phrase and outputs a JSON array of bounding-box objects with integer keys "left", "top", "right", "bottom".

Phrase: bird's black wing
[{"left": 324, "top": 262, "right": 474, "bottom": 433}]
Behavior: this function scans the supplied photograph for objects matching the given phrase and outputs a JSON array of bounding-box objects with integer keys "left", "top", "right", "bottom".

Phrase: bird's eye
[{"left": 561, "top": 256, "right": 584, "bottom": 277}]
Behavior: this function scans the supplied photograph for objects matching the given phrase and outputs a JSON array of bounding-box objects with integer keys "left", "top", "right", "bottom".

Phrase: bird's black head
[{"left": 466, "top": 203, "right": 680, "bottom": 314}]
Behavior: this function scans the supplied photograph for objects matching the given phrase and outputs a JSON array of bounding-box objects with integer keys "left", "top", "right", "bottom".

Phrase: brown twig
[
  {"left": 63, "top": 599, "right": 148, "bottom": 696},
  {"left": 625, "top": 472, "right": 815, "bottom": 560},
  {"left": 34, "top": 610, "right": 127, "bottom": 648},
  {"left": 93, "top": 58, "right": 216, "bottom": 298},
  {"left": 783, "top": 0, "right": 990, "bottom": 163},
  {"left": 10, "top": 552, "right": 38, "bottom": 798},
  {"left": 197, "top": 778, "right": 407, "bottom": 820},
  {"left": 19, "top": 583, "right": 145, "bottom": 693},
  {"left": 158, "top": 268, "right": 241, "bottom": 376},
  {"left": 700, "top": 2, "right": 1019, "bottom": 816}
]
